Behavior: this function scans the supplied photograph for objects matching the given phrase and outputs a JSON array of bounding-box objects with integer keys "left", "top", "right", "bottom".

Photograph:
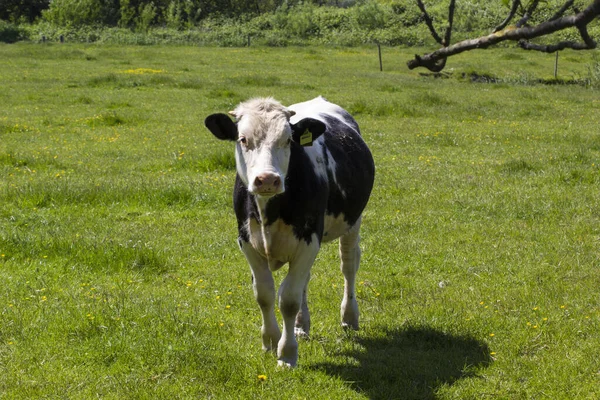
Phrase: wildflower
[
  {"left": 257, "top": 374, "right": 267, "bottom": 382},
  {"left": 489, "top": 333, "right": 495, "bottom": 337},
  {"left": 40, "top": 296, "right": 47, "bottom": 302},
  {"left": 490, "top": 352, "right": 496, "bottom": 356},
  {"left": 225, "top": 305, "right": 231, "bottom": 309}
]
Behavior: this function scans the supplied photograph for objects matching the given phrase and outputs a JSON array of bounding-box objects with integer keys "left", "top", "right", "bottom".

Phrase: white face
[{"left": 235, "top": 115, "right": 293, "bottom": 197}]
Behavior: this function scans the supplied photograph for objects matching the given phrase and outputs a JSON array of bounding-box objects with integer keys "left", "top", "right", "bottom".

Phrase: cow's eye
[{"left": 238, "top": 136, "right": 247, "bottom": 145}]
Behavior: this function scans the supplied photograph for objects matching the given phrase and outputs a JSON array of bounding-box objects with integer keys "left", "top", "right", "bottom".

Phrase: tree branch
[
  {"left": 516, "top": 0, "right": 541, "bottom": 27},
  {"left": 408, "top": 0, "right": 600, "bottom": 72},
  {"left": 494, "top": 0, "right": 522, "bottom": 33},
  {"left": 445, "top": 0, "right": 456, "bottom": 46},
  {"left": 550, "top": 0, "right": 576, "bottom": 21},
  {"left": 415, "top": 0, "right": 444, "bottom": 45}
]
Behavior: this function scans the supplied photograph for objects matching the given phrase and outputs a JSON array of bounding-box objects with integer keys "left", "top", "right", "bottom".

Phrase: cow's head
[{"left": 205, "top": 98, "right": 326, "bottom": 198}]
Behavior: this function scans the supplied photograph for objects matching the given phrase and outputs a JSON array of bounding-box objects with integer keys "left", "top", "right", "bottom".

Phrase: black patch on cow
[
  {"left": 205, "top": 113, "right": 238, "bottom": 141},
  {"left": 320, "top": 114, "right": 375, "bottom": 227}
]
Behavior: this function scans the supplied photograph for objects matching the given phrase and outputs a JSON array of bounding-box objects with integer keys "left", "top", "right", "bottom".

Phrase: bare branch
[
  {"left": 408, "top": 0, "right": 600, "bottom": 72},
  {"left": 415, "top": 0, "right": 444, "bottom": 46},
  {"left": 518, "top": 39, "right": 592, "bottom": 52},
  {"left": 444, "top": 0, "right": 456, "bottom": 46},
  {"left": 494, "top": 0, "right": 522, "bottom": 33},
  {"left": 516, "top": 0, "right": 541, "bottom": 27},
  {"left": 550, "top": 0, "right": 576, "bottom": 21}
]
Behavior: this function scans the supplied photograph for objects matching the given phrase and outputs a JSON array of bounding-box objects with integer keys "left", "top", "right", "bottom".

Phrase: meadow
[{"left": 0, "top": 43, "right": 599, "bottom": 399}]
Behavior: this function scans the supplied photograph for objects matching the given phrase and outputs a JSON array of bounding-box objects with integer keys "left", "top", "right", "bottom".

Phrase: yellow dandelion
[
  {"left": 225, "top": 305, "right": 231, "bottom": 309},
  {"left": 489, "top": 333, "right": 495, "bottom": 337},
  {"left": 257, "top": 374, "right": 267, "bottom": 382}
]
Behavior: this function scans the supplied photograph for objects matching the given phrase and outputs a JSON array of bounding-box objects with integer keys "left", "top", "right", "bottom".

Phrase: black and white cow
[{"left": 205, "top": 96, "right": 374, "bottom": 367}]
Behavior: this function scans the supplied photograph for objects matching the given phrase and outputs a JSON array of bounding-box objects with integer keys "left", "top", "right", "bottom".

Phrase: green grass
[{"left": 1, "top": 43, "right": 599, "bottom": 399}]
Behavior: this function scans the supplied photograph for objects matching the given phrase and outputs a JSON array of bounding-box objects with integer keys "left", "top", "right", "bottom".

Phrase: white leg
[
  {"left": 277, "top": 237, "right": 319, "bottom": 367},
  {"left": 339, "top": 218, "right": 361, "bottom": 330},
  {"left": 294, "top": 272, "right": 311, "bottom": 337},
  {"left": 240, "top": 241, "right": 280, "bottom": 352}
]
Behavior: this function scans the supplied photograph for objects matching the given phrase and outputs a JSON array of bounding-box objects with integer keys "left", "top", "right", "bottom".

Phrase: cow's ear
[
  {"left": 291, "top": 118, "right": 326, "bottom": 147},
  {"left": 205, "top": 113, "right": 238, "bottom": 141}
]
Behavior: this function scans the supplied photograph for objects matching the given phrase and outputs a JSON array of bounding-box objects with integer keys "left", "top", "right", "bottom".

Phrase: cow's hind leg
[
  {"left": 294, "top": 272, "right": 311, "bottom": 337},
  {"left": 339, "top": 217, "right": 361, "bottom": 330},
  {"left": 240, "top": 240, "right": 281, "bottom": 352}
]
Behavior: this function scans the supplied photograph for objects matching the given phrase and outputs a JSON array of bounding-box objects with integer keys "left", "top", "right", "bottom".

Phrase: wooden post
[
  {"left": 554, "top": 51, "right": 559, "bottom": 79},
  {"left": 378, "top": 43, "right": 383, "bottom": 72},
  {"left": 248, "top": 34, "right": 251, "bottom": 47}
]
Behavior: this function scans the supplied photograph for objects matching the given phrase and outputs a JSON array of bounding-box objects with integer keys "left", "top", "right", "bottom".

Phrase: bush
[{"left": 0, "top": 20, "right": 24, "bottom": 43}]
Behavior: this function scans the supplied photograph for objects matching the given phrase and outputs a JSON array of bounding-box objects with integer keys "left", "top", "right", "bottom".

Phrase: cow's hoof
[
  {"left": 277, "top": 359, "right": 296, "bottom": 368},
  {"left": 294, "top": 327, "right": 310, "bottom": 339},
  {"left": 341, "top": 321, "right": 359, "bottom": 331}
]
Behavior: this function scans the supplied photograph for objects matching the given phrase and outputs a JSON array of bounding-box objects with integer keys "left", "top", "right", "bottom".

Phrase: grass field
[{"left": 1, "top": 43, "right": 599, "bottom": 399}]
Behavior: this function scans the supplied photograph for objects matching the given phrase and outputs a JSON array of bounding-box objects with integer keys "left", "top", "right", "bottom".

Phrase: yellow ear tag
[{"left": 299, "top": 130, "right": 312, "bottom": 146}]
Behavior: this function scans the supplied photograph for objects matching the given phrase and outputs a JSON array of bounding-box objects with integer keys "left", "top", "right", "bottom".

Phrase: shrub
[{"left": 0, "top": 20, "right": 24, "bottom": 43}]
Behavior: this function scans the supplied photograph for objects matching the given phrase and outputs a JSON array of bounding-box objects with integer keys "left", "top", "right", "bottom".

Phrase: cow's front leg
[
  {"left": 277, "top": 238, "right": 319, "bottom": 367},
  {"left": 239, "top": 240, "right": 280, "bottom": 352}
]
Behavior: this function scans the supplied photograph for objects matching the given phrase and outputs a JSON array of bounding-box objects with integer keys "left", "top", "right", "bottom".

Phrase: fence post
[
  {"left": 248, "top": 34, "right": 251, "bottom": 47},
  {"left": 377, "top": 42, "right": 383, "bottom": 72},
  {"left": 554, "top": 51, "right": 559, "bottom": 79}
]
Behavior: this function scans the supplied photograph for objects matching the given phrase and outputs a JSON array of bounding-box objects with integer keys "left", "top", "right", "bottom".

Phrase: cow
[{"left": 204, "top": 96, "right": 374, "bottom": 367}]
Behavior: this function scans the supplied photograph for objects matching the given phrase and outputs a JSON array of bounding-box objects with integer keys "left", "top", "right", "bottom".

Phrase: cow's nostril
[{"left": 254, "top": 176, "right": 263, "bottom": 187}]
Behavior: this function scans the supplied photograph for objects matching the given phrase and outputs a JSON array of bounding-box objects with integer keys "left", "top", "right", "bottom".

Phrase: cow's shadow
[{"left": 310, "top": 326, "right": 491, "bottom": 400}]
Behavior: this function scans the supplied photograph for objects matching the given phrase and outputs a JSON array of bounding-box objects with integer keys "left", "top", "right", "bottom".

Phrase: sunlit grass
[{"left": 0, "top": 43, "right": 599, "bottom": 398}]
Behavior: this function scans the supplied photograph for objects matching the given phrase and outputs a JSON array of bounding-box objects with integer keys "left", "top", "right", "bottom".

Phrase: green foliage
[
  {"left": 136, "top": 2, "right": 157, "bottom": 32},
  {"left": 0, "top": 20, "right": 24, "bottom": 43},
  {"left": 119, "top": 0, "right": 136, "bottom": 28},
  {"left": 2, "top": 0, "right": 595, "bottom": 48},
  {"left": 42, "top": 0, "right": 113, "bottom": 27},
  {"left": 0, "top": 0, "right": 50, "bottom": 23}
]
